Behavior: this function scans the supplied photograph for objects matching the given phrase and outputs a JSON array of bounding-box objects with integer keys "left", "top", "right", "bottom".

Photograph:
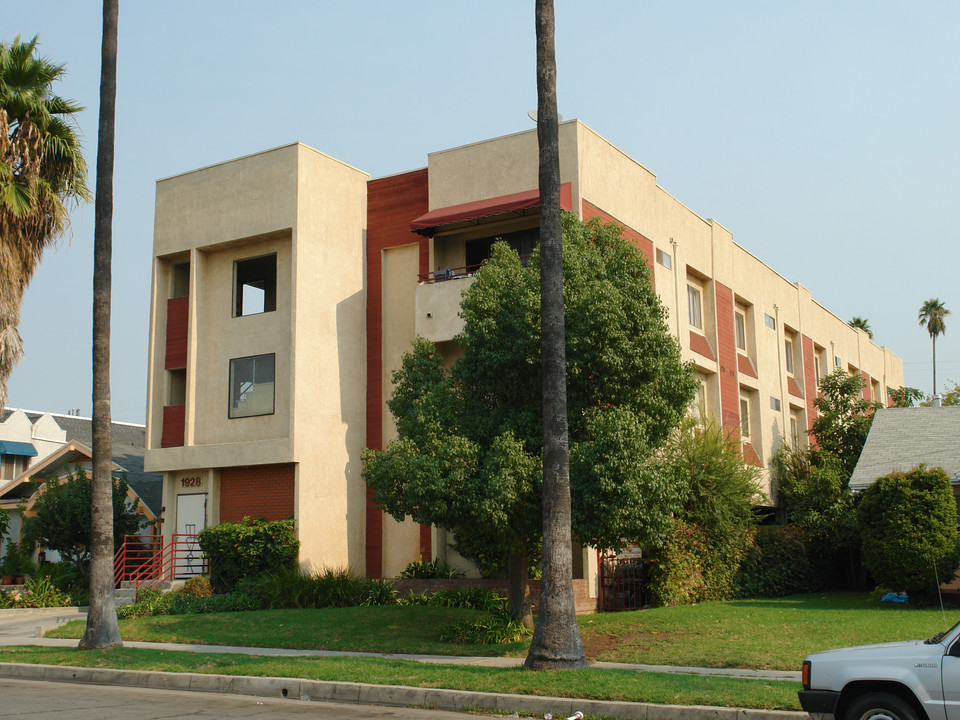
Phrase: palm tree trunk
[
  {"left": 80, "top": 0, "right": 122, "bottom": 650},
  {"left": 932, "top": 334, "right": 937, "bottom": 398},
  {"left": 524, "top": 0, "right": 587, "bottom": 671}
]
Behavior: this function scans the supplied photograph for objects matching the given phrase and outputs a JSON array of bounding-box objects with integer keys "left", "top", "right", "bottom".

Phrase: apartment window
[
  {"left": 835, "top": 355, "right": 842, "bottom": 368},
  {"left": 770, "top": 396, "right": 781, "bottom": 412},
  {"left": 687, "top": 284, "right": 703, "bottom": 330},
  {"left": 234, "top": 254, "right": 277, "bottom": 317},
  {"left": 814, "top": 355, "right": 821, "bottom": 383},
  {"left": 229, "top": 353, "right": 276, "bottom": 418},
  {"left": 790, "top": 415, "right": 799, "bottom": 443},
  {"left": 735, "top": 309, "right": 747, "bottom": 351},
  {"left": 656, "top": 248, "right": 672, "bottom": 269},
  {"left": 784, "top": 337, "right": 795, "bottom": 374},
  {"left": 764, "top": 313, "right": 776, "bottom": 330},
  {"left": 0, "top": 455, "right": 26, "bottom": 481},
  {"left": 692, "top": 379, "right": 707, "bottom": 418},
  {"left": 739, "top": 395, "right": 751, "bottom": 439}
]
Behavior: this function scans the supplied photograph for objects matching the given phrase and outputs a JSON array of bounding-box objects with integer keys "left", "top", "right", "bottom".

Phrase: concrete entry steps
[{"left": 0, "top": 662, "right": 807, "bottom": 720}]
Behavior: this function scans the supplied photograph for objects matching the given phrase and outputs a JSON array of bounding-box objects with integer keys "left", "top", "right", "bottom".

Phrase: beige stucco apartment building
[{"left": 144, "top": 120, "right": 903, "bottom": 583}]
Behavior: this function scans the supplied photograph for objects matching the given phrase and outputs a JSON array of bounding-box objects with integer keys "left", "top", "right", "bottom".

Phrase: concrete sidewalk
[{"left": 0, "top": 607, "right": 805, "bottom": 720}]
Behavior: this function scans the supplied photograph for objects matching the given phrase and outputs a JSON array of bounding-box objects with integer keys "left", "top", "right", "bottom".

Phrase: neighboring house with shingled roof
[{"left": 850, "top": 406, "right": 960, "bottom": 491}]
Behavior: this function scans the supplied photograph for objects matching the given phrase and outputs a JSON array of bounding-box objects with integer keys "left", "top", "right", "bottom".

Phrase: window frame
[
  {"left": 687, "top": 283, "right": 703, "bottom": 330},
  {"left": 784, "top": 337, "right": 795, "bottom": 374},
  {"left": 735, "top": 309, "right": 747, "bottom": 352},
  {"left": 228, "top": 353, "right": 277, "bottom": 419},
  {"left": 739, "top": 395, "right": 751, "bottom": 439},
  {"left": 656, "top": 248, "right": 672, "bottom": 269}
]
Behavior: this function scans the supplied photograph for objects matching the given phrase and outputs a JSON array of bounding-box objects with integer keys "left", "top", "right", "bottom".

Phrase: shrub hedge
[{"left": 197, "top": 517, "right": 299, "bottom": 593}]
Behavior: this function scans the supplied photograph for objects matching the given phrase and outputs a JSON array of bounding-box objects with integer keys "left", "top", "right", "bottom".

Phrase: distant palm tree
[
  {"left": 0, "top": 35, "right": 90, "bottom": 406},
  {"left": 848, "top": 317, "right": 872, "bottom": 339},
  {"left": 918, "top": 298, "right": 950, "bottom": 396}
]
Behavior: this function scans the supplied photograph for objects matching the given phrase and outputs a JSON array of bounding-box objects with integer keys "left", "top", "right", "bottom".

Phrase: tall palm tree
[
  {"left": 918, "top": 298, "right": 950, "bottom": 397},
  {"left": 525, "top": 0, "right": 587, "bottom": 671},
  {"left": 80, "top": 0, "right": 121, "bottom": 650},
  {"left": 0, "top": 35, "right": 89, "bottom": 407},
  {"left": 848, "top": 317, "right": 872, "bottom": 339}
]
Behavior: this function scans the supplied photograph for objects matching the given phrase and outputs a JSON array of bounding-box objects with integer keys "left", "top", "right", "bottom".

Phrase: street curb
[{"left": 0, "top": 662, "right": 808, "bottom": 720}]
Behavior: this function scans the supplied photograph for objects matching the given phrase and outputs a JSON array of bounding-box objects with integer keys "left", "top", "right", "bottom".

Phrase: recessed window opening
[
  {"left": 463, "top": 227, "right": 539, "bottom": 271},
  {"left": 229, "top": 353, "right": 276, "bottom": 418},
  {"left": 234, "top": 254, "right": 277, "bottom": 317},
  {"left": 784, "top": 338, "right": 795, "bottom": 374},
  {"left": 739, "top": 395, "right": 751, "bottom": 439}
]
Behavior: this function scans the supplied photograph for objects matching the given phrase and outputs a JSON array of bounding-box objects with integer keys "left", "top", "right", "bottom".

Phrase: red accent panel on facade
[
  {"left": 410, "top": 183, "right": 572, "bottom": 236},
  {"left": 365, "top": 169, "right": 430, "bottom": 578},
  {"left": 219, "top": 463, "right": 295, "bottom": 523},
  {"left": 737, "top": 353, "right": 758, "bottom": 379},
  {"left": 165, "top": 297, "right": 189, "bottom": 370},
  {"left": 742, "top": 443, "right": 763, "bottom": 467},
  {"left": 689, "top": 331, "right": 716, "bottom": 361},
  {"left": 787, "top": 376, "right": 805, "bottom": 399},
  {"left": 801, "top": 335, "right": 818, "bottom": 438},
  {"left": 160, "top": 404, "right": 185, "bottom": 448},
  {"left": 581, "top": 201, "right": 655, "bottom": 277},
  {"left": 714, "top": 282, "right": 740, "bottom": 430},
  {"left": 861, "top": 372, "right": 871, "bottom": 401}
]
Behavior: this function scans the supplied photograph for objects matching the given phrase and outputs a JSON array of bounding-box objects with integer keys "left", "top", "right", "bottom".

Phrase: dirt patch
[{"left": 581, "top": 629, "right": 687, "bottom": 662}]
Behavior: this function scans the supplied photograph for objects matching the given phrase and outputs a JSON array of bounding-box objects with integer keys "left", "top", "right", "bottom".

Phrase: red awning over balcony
[{"left": 410, "top": 183, "right": 572, "bottom": 237}]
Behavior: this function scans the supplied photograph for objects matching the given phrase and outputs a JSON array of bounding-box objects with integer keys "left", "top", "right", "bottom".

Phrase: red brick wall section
[
  {"left": 219, "top": 463, "right": 295, "bottom": 523},
  {"left": 366, "top": 169, "right": 430, "bottom": 577},
  {"left": 737, "top": 353, "right": 758, "bottom": 379},
  {"left": 160, "top": 404, "right": 185, "bottom": 448},
  {"left": 714, "top": 282, "right": 740, "bottom": 431},
  {"left": 787, "top": 376, "right": 805, "bottom": 399},
  {"left": 801, "top": 335, "right": 818, "bottom": 438},
  {"left": 165, "top": 296, "right": 188, "bottom": 370},
  {"left": 861, "top": 371, "right": 871, "bottom": 401},
  {"left": 581, "top": 201, "right": 655, "bottom": 282},
  {"left": 393, "top": 578, "right": 596, "bottom": 614}
]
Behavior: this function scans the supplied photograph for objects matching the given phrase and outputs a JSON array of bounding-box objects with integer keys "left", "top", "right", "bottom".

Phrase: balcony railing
[{"left": 418, "top": 255, "right": 531, "bottom": 284}]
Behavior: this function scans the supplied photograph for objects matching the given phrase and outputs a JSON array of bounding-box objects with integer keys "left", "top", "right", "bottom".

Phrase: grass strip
[
  {"left": 0, "top": 646, "right": 802, "bottom": 711},
  {"left": 49, "top": 593, "right": 956, "bottom": 671}
]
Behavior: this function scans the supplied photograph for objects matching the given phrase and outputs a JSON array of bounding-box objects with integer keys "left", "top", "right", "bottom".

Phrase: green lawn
[
  {"left": 49, "top": 592, "right": 954, "bottom": 671},
  {"left": 0, "top": 646, "right": 802, "bottom": 711}
]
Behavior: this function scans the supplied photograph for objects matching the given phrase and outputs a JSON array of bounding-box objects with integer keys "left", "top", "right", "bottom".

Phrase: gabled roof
[
  {"left": 0, "top": 440, "right": 161, "bottom": 520},
  {"left": 850, "top": 406, "right": 960, "bottom": 490},
  {"left": 0, "top": 408, "right": 146, "bottom": 449}
]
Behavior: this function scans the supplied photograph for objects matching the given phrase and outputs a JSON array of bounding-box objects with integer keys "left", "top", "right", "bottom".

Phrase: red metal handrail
[{"left": 114, "top": 534, "right": 207, "bottom": 594}]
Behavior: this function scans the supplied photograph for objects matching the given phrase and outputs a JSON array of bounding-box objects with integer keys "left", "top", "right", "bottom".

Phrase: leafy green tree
[
  {"left": 848, "top": 317, "right": 873, "bottom": 339},
  {"left": 887, "top": 386, "right": 924, "bottom": 407},
  {"left": 0, "top": 35, "right": 90, "bottom": 406},
  {"left": 649, "top": 415, "right": 763, "bottom": 604},
  {"left": 811, "top": 369, "right": 881, "bottom": 479},
  {"left": 363, "top": 213, "right": 697, "bottom": 626},
  {"left": 857, "top": 465, "right": 960, "bottom": 597},
  {"left": 24, "top": 467, "right": 143, "bottom": 578},
  {"left": 919, "top": 298, "right": 950, "bottom": 396}
]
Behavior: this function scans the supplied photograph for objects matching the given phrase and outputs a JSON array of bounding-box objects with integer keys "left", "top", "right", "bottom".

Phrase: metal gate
[{"left": 598, "top": 554, "right": 649, "bottom": 611}]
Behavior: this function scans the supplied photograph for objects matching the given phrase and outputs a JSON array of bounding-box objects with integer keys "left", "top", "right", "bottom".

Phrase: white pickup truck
[{"left": 800, "top": 620, "right": 960, "bottom": 720}]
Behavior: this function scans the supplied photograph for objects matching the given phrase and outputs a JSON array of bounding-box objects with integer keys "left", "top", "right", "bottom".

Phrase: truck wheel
[{"left": 846, "top": 693, "right": 920, "bottom": 720}]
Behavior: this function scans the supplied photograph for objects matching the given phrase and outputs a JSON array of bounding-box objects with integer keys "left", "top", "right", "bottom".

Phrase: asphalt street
[{"left": 0, "top": 677, "right": 519, "bottom": 719}]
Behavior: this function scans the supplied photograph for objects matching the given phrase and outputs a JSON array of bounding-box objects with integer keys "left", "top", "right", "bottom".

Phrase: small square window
[
  {"left": 687, "top": 284, "right": 703, "bottom": 330},
  {"left": 656, "top": 248, "right": 672, "bottom": 269},
  {"left": 764, "top": 313, "right": 777, "bottom": 330},
  {"left": 234, "top": 254, "right": 277, "bottom": 317},
  {"left": 735, "top": 310, "right": 747, "bottom": 351},
  {"left": 229, "top": 353, "right": 276, "bottom": 418},
  {"left": 770, "top": 396, "right": 781, "bottom": 412},
  {"left": 835, "top": 356, "right": 842, "bottom": 368}
]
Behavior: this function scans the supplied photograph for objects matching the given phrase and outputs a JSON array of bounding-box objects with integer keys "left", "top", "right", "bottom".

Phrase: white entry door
[{"left": 175, "top": 494, "right": 207, "bottom": 578}]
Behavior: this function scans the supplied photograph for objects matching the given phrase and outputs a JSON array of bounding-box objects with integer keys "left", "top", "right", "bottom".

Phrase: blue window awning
[{"left": 0, "top": 441, "right": 38, "bottom": 457}]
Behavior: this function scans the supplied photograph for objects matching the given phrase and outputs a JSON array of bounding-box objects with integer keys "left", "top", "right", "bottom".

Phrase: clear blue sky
[{"left": 6, "top": 1, "right": 959, "bottom": 424}]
